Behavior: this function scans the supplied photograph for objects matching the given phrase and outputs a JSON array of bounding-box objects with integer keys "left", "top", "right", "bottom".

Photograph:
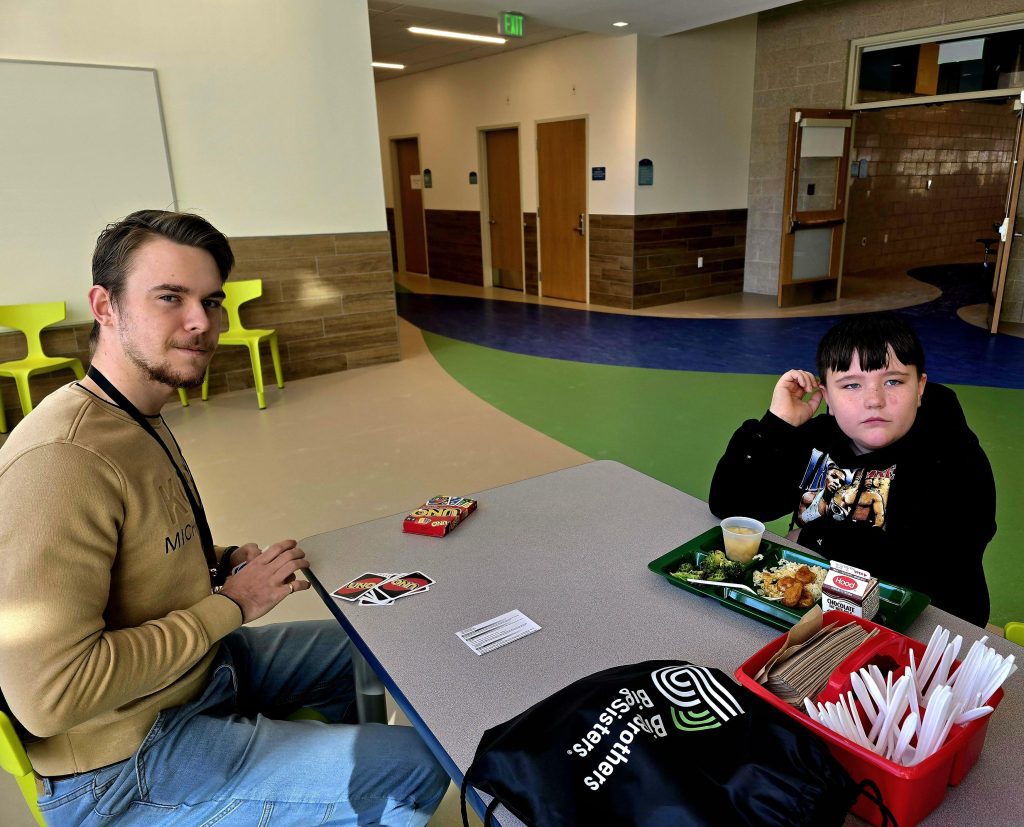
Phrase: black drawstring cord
[{"left": 856, "top": 778, "right": 898, "bottom": 827}]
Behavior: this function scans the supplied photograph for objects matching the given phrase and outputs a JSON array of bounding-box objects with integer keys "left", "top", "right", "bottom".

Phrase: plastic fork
[{"left": 684, "top": 579, "right": 784, "bottom": 600}]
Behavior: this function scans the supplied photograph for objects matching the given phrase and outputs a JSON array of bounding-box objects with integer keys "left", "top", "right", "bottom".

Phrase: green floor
[{"left": 422, "top": 331, "right": 1024, "bottom": 627}]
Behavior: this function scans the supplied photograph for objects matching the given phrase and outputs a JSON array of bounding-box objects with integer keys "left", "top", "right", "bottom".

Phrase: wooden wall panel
[
  {"left": 0, "top": 231, "right": 399, "bottom": 431},
  {"left": 425, "top": 210, "right": 483, "bottom": 285}
]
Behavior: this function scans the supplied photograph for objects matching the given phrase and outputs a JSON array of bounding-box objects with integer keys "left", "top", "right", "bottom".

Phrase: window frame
[{"left": 846, "top": 11, "right": 1024, "bottom": 111}]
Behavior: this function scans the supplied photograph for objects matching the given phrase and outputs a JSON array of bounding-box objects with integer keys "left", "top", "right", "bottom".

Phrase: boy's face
[{"left": 820, "top": 347, "right": 926, "bottom": 455}]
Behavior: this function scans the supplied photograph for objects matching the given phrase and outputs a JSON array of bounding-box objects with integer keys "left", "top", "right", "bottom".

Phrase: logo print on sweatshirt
[
  {"left": 650, "top": 665, "right": 744, "bottom": 731},
  {"left": 158, "top": 477, "right": 195, "bottom": 554}
]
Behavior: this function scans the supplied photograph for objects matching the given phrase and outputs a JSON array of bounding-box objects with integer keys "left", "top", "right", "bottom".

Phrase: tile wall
[
  {"left": 745, "top": 0, "right": 1024, "bottom": 296},
  {"left": 0, "top": 231, "right": 399, "bottom": 429},
  {"left": 844, "top": 100, "right": 1015, "bottom": 274}
]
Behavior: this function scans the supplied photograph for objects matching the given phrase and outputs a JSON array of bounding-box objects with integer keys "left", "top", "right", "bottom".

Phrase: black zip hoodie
[{"left": 709, "top": 383, "right": 995, "bottom": 626}]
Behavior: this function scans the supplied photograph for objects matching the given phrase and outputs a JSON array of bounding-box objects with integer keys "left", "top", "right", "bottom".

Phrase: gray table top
[{"left": 302, "top": 460, "right": 1022, "bottom": 826}]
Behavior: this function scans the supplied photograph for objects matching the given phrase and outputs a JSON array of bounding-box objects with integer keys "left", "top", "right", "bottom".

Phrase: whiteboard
[{"left": 0, "top": 59, "right": 176, "bottom": 325}]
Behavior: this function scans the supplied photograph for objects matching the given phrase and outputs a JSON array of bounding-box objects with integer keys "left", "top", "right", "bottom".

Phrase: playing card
[
  {"left": 375, "top": 571, "right": 435, "bottom": 601},
  {"left": 332, "top": 573, "right": 393, "bottom": 602}
]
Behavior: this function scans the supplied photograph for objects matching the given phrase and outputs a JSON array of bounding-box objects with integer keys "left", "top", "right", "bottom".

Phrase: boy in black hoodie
[{"left": 709, "top": 313, "right": 995, "bottom": 627}]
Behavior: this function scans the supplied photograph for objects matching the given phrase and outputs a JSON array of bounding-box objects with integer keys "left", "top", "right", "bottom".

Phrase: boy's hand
[{"left": 770, "top": 370, "right": 823, "bottom": 427}]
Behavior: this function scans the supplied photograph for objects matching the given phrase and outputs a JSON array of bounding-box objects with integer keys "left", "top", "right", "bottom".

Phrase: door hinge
[{"left": 538, "top": 272, "right": 542, "bottom": 281}]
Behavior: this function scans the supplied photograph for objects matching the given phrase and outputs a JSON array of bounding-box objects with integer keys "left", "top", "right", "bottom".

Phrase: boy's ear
[
  {"left": 916, "top": 372, "right": 927, "bottom": 407},
  {"left": 818, "top": 377, "right": 833, "bottom": 415}
]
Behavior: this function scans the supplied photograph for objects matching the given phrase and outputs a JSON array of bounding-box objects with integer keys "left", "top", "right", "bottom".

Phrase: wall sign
[
  {"left": 469, "top": 171, "right": 478, "bottom": 184},
  {"left": 498, "top": 11, "right": 524, "bottom": 38},
  {"left": 638, "top": 158, "right": 653, "bottom": 186},
  {"left": 410, "top": 174, "right": 423, "bottom": 190},
  {"left": 423, "top": 168, "right": 432, "bottom": 188},
  {"left": 592, "top": 166, "right": 606, "bottom": 181}
]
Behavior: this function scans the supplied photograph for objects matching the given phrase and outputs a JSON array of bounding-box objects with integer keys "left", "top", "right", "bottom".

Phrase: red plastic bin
[{"left": 735, "top": 611, "right": 1004, "bottom": 827}]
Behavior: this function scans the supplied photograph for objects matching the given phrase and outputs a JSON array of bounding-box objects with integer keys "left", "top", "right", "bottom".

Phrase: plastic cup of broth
[{"left": 720, "top": 517, "right": 765, "bottom": 564}]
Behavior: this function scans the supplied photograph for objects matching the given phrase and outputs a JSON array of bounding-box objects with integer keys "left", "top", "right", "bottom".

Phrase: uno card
[
  {"left": 332, "top": 573, "right": 392, "bottom": 602},
  {"left": 376, "top": 571, "right": 434, "bottom": 601}
]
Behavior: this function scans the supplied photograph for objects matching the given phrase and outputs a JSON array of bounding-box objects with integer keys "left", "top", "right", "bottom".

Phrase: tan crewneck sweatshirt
[{"left": 0, "top": 384, "right": 242, "bottom": 775}]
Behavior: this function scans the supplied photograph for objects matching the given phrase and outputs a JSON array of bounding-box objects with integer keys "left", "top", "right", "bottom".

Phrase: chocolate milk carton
[{"left": 822, "top": 560, "right": 880, "bottom": 620}]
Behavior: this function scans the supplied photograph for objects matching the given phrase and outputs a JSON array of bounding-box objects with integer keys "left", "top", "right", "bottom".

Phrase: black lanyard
[{"left": 86, "top": 366, "right": 214, "bottom": 558}]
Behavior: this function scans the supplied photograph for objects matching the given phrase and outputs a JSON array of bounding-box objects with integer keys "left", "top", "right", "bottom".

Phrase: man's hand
[
  {"left": 217, "top": 539, "right": 311, "bottom": 623},
  {"left": 769, "top": 369, "right": 823, "bottom": 427}
]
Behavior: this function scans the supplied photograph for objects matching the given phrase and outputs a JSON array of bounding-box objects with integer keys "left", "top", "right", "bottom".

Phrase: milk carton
[{"left": 822, "top": 560, "right": 880, "bottom": 620}]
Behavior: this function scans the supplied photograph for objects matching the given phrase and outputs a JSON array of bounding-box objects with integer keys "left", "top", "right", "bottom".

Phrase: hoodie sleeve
[{"left": 709, "top": 411, "right": 819, "bottom": 523}]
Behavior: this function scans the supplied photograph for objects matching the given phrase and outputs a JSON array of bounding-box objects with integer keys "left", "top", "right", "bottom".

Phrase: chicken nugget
[
  {"left": 794, "top": 565, "right": 815, "bottom": 584},
  {"left": 782, "top": 581, "right": 803, "bottom": 607},
  {"left": 778, "top": 576, "right": 797, "bottom": 589},
  {"left": 798, "top": 588, "right": 816, "bottom": 608}
]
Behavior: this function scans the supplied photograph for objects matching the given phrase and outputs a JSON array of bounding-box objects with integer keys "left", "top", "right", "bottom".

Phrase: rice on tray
[{"left": 753, "top": 561, "right": 828, "bottom": 601}]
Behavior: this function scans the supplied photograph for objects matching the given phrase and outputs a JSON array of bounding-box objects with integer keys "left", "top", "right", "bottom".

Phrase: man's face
[
  {"left": 824, "top": 467, "right": 845, "bottom": 493},
  {"left": 821, "top": 348, "right": 926, "bottom": 455},
  {"left": 111, "top": 237, "right": 224, "bottom": 389}
]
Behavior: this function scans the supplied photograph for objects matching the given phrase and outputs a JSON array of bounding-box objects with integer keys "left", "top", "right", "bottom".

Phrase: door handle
[
  {"left": 574, "top": 213, "right": 585, "bottom": 237},
  {"left": 488, "top": 218, "right": 497, "bottom": 225}
]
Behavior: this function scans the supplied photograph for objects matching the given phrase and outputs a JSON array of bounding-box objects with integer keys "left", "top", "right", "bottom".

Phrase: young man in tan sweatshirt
[{"left": 0, "top": 210, "right": 447, "bottom": 825}]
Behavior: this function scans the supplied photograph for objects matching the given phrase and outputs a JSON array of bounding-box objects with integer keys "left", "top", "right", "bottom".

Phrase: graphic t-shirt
[{"left": 792, "top": 448, "right": 895, "bottom": 530}]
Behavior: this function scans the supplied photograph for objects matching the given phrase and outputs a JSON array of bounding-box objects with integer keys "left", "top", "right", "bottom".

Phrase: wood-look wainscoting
[
  {"left": 591, "top": 210, "right": 747, "bottom": 309},
  {"left": 0, "top": 231, "right": 399, "bottom": 430},
  {"left": 424, "top": 210, "right": 483, "bottom": 285}
]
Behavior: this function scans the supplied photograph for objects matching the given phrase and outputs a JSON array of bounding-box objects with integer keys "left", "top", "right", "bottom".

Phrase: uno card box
[{"left": 402, "top": 495, "right": 477, "bottom": 537}]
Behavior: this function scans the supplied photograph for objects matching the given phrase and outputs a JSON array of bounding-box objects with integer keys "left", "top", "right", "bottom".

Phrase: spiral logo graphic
[{"left": 650, "top": 665, "right": 745, "bottom": 732}]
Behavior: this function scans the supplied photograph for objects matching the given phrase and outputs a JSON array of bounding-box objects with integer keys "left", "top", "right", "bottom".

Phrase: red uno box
[
  {"left": 735, "top": 611, "right": 1004, "bottom": 827},
  {"left": 402, "top": 496, "right": 477, "bottom": 537}
]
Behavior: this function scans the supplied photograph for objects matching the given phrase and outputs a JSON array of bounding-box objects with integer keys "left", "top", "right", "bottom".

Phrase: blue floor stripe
[{"left": 397, "top": 266, "right": 1024, "bottom": 389}]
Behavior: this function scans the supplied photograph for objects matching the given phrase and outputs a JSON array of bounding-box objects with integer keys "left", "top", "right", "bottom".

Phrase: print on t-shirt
[{"left": 793, "top": 449, "right": 895, "bottom": 530}]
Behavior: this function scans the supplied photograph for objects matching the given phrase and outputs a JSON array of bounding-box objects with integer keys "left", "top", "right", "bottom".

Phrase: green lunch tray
[{"left": 648, "top": 526, "right": 930, "bottom": 633}]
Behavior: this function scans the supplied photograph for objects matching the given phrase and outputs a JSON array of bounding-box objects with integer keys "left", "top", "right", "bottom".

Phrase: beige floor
[{"left": 1, "top": 320, "right": 588, "bottom": 826}]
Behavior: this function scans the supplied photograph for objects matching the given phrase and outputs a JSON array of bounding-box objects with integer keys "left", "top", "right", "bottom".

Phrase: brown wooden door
[
  {"left": 395, "top": 137, "right": 428, "bottom": 275},
  {"left": 777, "top": 109, "right": 853, "bottom": 307},
  {"left": 537, "top": 118, "right": 586, "bottom": 302},
  {"left": 485, "top": 128, "right": 524, "bottom": 290}
]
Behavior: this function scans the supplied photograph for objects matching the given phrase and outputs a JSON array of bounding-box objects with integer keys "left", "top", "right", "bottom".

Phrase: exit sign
[{"left": 499, "top": 11, "right": 524, "bottom": 38}]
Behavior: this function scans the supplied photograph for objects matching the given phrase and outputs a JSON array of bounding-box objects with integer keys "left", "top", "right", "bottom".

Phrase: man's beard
[{"left": 121, "top": 333, "right": 211, "bottom": 389}]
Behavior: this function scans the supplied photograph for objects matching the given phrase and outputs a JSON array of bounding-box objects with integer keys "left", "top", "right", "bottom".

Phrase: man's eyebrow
[{"left": 149, "top": 283, "right": 226, "bottom": 299}]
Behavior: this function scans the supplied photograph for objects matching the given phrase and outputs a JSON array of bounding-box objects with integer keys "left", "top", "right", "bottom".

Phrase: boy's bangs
[{"left": 816, "top": 313, "right": 925, "bottom": 377}]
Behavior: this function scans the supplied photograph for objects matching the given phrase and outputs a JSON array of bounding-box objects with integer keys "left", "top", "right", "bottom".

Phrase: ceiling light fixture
[
  {"left": 372, "top": 61, "right": 406, "bottom": 70},
  {"left": 613, "top": 21, "right": 629, "bottom": 28},
  {"left": 408, "top": 26, "right": 506, "bottom": 45}
]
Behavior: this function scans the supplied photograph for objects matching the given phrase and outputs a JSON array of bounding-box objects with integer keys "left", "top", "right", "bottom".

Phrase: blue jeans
[{"left": 37, "top": 620, "right": 449, "bottom": 825}]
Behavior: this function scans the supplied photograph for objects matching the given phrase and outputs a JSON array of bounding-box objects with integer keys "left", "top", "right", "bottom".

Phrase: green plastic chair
[
  {"left": 1006, "top": 622, "right": 1024, "bottom": 646},
  {"left": 201, "top": 279, "right": 283, "bottom": 409},
  {"left": 0, "top": 710, "right": 46, "bottom": 825},
  {"left": 0, "top": 302, "right": 85, "bottom": 434}
]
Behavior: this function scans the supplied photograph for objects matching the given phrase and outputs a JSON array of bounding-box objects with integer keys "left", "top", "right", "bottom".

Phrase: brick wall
[
  {"left": 844, "top": 100, "right": 1015, "bottom": 274},
  {"left": 590, "top": 210, "right": 747, "bottom": 309},
  {"left": 746, "top": 0, "right": 1024, "bottom": 295},
  {"left": 0, "top": 231, "right": 399, "bottom": 430}
]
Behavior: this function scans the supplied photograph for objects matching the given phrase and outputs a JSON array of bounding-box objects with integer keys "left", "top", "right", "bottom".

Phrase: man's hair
[
  {"left": 816, "top": 312, "right": 925, "bottom": 378},
  {"left": 90, "top": 209, "right": 234, "bottom": 344}
]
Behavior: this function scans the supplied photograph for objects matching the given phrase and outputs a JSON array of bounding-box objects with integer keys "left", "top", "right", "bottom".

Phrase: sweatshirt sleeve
[
  {"left": 708, "top": 411, "right": 814, "bottom": 523},
  {"left": 0, "top": 442, "right": 242, "bottom": 737}
]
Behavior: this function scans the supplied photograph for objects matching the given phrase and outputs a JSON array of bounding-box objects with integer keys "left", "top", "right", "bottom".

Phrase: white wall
[
  {"left": 0, "top": 0, "right": 384, "bottom": 241},
  {"left": 375, "top": 34, "right": 638, "bottom": 216},
  {"left": 634, "top": 16, "right": 757, "bottom": 214}
]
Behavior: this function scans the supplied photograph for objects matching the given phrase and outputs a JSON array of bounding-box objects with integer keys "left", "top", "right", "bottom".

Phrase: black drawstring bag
[{"left": 460, "top": 660, "right": 895, "bottom": 827}]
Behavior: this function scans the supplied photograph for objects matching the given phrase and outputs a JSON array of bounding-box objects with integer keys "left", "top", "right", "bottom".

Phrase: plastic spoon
[{"left": 851, "top": 671, "right": 879, "bottom": 723}]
